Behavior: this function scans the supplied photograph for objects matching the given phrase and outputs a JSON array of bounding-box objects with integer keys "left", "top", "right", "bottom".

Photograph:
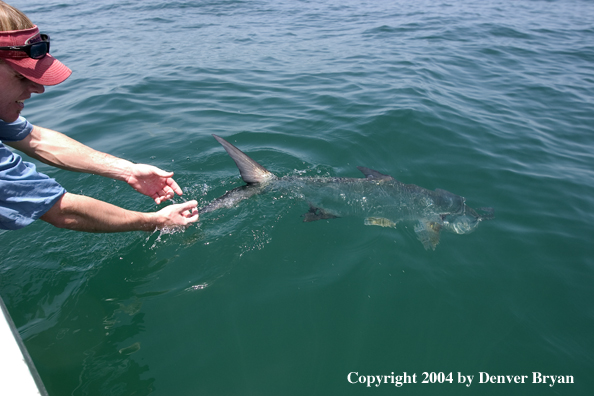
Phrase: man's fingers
[
  {"left": 179, "top": 201, "right": 199, "bottom": 222},
  {"left": 180, "top": 200, "right": 198, "bottom": 211},
  {"left": 153, "top": 186, "right": 177, "bottom": 205},
  {"left": 167, "top": 177, "right": 184, "bottom": 196}
]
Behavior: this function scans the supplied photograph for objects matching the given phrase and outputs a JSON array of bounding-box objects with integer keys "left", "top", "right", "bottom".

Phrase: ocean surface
[{"left": 2, "top": 0, "right": 594, "bottom": 395}]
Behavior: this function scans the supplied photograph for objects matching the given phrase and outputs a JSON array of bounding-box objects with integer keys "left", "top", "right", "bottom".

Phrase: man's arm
[
  {"left": 41, "top": 193, "right": 199, "bottom": 232},
  {"left": 6, "top": 125, "right": 182, "bottom": 204},
  {"left": 7, "top": 125, "right": 134, "bottom": 178}
]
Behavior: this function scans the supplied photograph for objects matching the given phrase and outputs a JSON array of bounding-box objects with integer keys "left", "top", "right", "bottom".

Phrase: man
[{"left": 0, "top": 1, "right": 199, "bottom": 232}]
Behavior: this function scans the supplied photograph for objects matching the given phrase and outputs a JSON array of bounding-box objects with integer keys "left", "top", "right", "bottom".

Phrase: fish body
[{"left": 200, "top": 135, "right": 493, "bottom": 250}]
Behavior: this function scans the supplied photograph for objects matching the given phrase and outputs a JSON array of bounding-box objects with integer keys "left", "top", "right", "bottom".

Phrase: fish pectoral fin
[
  {"left": 302, "top": 205, "right": 339, "bottom": 222},
  {"left": 414, "top": 220, "right": 442, "bottom": 250},
  {"left": 364, "top": 217, "right": 397, "bottom": 228}
]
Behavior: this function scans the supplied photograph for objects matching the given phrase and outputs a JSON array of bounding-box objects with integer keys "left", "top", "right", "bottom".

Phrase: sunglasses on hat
[{"left": 0, "top": 33, "right": 50, "bottom": 59}]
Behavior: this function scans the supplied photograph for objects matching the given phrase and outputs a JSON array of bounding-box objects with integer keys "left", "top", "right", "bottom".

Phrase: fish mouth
[{"left": 475, "top": 207, "right": 495, "bottom": 221}]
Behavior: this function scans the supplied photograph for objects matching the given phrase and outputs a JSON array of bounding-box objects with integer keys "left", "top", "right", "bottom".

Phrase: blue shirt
[{"left": 0, "top": 117, "right": 66, "bottom": 230}]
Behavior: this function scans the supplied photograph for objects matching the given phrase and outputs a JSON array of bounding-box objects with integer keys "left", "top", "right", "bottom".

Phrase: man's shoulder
[{"left": 0, "top": 116, "right": 33, "bottom": 142}]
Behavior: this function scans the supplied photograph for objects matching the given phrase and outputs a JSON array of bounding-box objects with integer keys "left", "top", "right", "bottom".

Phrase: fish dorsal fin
[
  {"left": 213, "top": 135, "right": 276, "bottom": 184},
  {"left": 357, "top": 166, "right": 394, "bottom": 181}
]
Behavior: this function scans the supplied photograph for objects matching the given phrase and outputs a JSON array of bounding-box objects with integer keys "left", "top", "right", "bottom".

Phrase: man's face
[{"left": 0, "top": 61, "right": 45, "bottom": 123}]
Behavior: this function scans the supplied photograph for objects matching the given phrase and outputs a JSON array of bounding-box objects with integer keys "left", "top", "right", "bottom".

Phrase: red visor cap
[{"left": 0, "top": 25, "right": 71, "bottom": 86}]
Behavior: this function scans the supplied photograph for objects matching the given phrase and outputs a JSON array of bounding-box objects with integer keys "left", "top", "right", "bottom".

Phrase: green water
[{"left": 1, "top": 0, "right": 593, "bottom": 394}]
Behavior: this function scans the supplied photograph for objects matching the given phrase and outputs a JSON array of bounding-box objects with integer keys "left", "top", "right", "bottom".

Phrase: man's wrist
[{"left": 92, "top": 155, "right": 135, "bottom": 184}]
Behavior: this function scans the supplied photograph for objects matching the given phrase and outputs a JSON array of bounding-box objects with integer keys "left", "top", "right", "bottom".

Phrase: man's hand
[
  {"left": 154, "top": 200, "right": 199, "bottom": 230},
  {"left": 125, "top": 164, "right": 184, "bottom": 204}
]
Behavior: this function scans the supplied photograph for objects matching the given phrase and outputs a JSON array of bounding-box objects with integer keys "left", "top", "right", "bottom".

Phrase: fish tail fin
[{"left": 213, "top": 135, "right": 276, "bottom": 184}]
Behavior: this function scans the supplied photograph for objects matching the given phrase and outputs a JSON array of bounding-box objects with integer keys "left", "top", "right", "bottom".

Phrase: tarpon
[{"left": 199, "top": 135, "right": 494, "bottom": 250}]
